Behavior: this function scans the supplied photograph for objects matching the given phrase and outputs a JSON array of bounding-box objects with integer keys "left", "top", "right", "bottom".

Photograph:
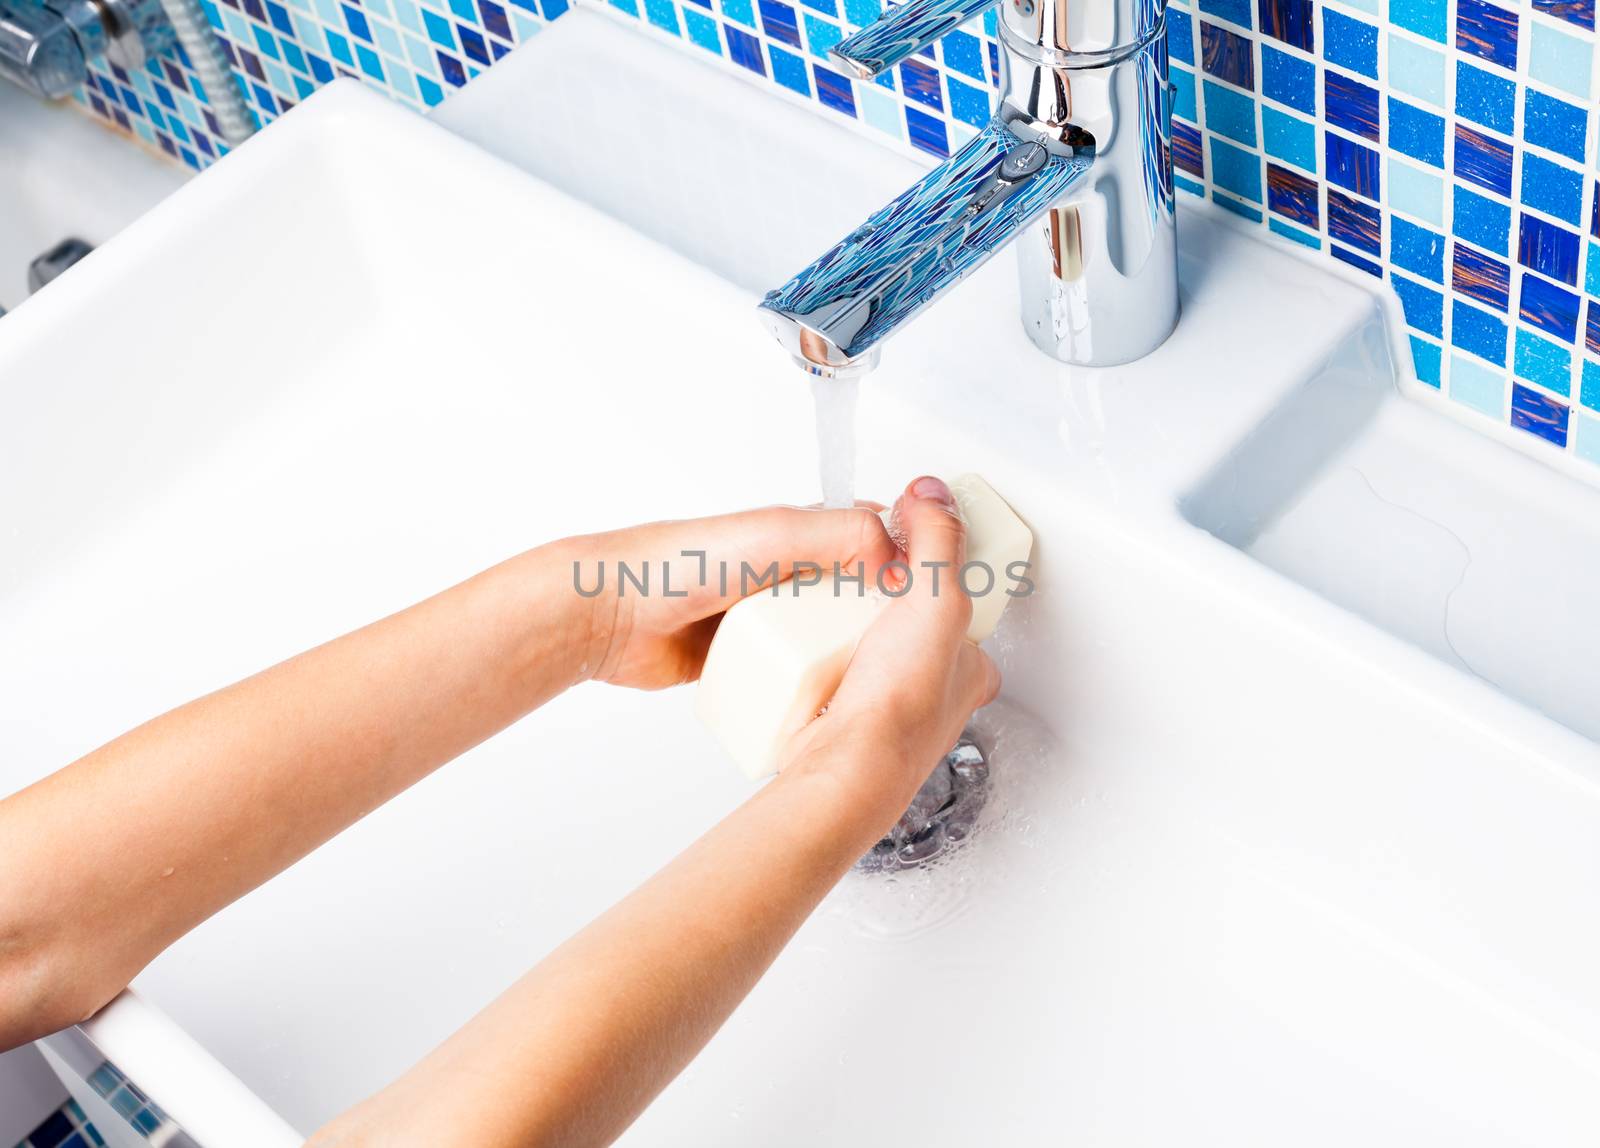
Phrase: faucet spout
[{"left": 759, "top": 123, "right": 1093, "bottom": 379}]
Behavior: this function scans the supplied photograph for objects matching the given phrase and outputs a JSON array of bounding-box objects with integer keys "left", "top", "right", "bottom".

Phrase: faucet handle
[{"left": 830, "top": 0, "right": 998, "bottom": 79}]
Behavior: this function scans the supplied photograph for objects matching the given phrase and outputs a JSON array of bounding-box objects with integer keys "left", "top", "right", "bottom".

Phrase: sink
[{"left": 4, "top": 16, "right": 1600, "bottom": 1146}]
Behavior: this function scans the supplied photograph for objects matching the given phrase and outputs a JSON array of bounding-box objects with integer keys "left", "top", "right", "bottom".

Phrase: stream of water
[{"left": 810, "top": 376, "right": 860, "bottom": 509}]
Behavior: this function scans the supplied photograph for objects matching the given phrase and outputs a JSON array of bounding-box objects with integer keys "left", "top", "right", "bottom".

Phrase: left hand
[{"left": 569, "top": 505, "right": 897, "bottom": 691}]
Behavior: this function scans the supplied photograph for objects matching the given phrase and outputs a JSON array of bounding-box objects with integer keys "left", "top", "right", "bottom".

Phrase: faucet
[
  {"left": 758, "top": 0, "right": 1178, "bottom": 377},
  {"left": 0, "top": 0, "right": 170, "bottom": 99}
]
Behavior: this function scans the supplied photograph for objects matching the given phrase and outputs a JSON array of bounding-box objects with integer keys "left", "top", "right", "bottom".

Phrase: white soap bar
[
  {"left": 696, "top": 474, "right": 1033, "bottom": 779},
  {"left": 949, "top": 474, "right": 1034, "bottom": 643}
]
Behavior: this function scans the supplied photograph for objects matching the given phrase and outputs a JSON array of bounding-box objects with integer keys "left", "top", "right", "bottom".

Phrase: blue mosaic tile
[
  {"left": 1533, "top": 0, "right": 1594, "bottom": 29},
  {"left": 1261, "top": 43, "right": 1314, "bottom": 110},
  {"left": 1519, "top": 272, "right": 1581, "bottom": 341},
  {"left": 1258, "top": 0, "right": 1314, "bottom": 49},
  {"left": 1262, "top": 105, "right": 1315, "bottom": 170},
  {"left": 1267, "top": 161, "right": 1318, "bottom": 225},
  {"left": 1519, "top": 153, "right": 1584, "bottom": 226},
  {"left": 1454, "top": 242, "right": 1511, "bottom": 309},
  {"left": 1514, "top": 327, "right": 1573, "bottom": 394},
  {"left": 1454, "top": 184, "right": 1511, "bottom": 253},
  {"left": 1522, "top": 88, "right": 1588, "bottom": 162},
  {"left": 1454, "top": 124, "right": 1512, "bottom": 195},
  {"left": 1387, "top": 98, "right": 1444, "bottom": 166},
  {"left": 1411, "top": 334, "right": 1444, "bottom": 383},
  {"left": 1201, "top": 21, "right": 1255, "bottom": 88},
  {"left": 1210, "top": 136, "right": 1263, "bottom": 200},
  {"left": 1518, "top": 214, "right": 1581, "bottom": 285},
  {"left": 1454, "top": 60, "right": 1515, "bottom": 132},
  {"left": 1324, "top": 70, "right": 1379, "bottom": 139},
  {"left": 1510, "top": 381, "right": 1570, "bottom": 444},
  {"left": 1325, "top": 131, "right": 1379, "bottom": 197},
  {"left": 1322, "top": 8, "right": 1377, "bottom": 76},
  {"left": 1391, "top": 0, "right": 1448, "bottom": 40},
  {"left": 1453, "top": 298, "right": 1510, "bottom": 363},
  {"left": 1199, "top": 0, "right": 1253, "bottom": 28},
  {"left": 1456, "top": 0, "right": 1519, "bottom": 69},
  {"left": 1328, "top": 188, "right": 1381, "bottom": 254},
  {"left": 1391, "top": 216, "right": 1444, "bottom": 280},
  {"left": 1204, "top": 78, "right": 1257, "bottom": 144}
]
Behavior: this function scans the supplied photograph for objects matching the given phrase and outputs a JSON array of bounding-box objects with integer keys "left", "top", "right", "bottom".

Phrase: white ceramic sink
[{"left": 4, "top": 20, "right": 1600, "bottom": 1146}]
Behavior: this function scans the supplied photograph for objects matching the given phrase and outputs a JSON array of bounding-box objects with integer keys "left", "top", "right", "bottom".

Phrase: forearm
[
  {"left": 314, "top": 762, "right": 892, "bottom": 1148},
  {"left": 0, "top": 541, "right": 600, "bottom": 1048}
]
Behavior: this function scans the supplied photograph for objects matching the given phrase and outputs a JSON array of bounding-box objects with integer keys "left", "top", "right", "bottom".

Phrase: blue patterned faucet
[{"left": 759, "top": 0, "right": 1178, "bottom": 377}]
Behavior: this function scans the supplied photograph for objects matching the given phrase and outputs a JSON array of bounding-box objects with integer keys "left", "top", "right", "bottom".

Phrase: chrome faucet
[{"left": 758, "top": 0, "right": 1178, "bottom": 377}]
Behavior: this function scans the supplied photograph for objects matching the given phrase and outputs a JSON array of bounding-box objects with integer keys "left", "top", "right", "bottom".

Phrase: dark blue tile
[
  {"left": 1391, "top": 217, "right": 1444, "bottom": 281},
  {"left": 813, "top": 63, "right": 855, "bottom": 115},
  {"left": 1328, "top": 188, "right": 1381, "bottom": 255},
  {"left": 1261, "top": 43, "right": 1314, "bottom": 110},
  {"left": 1456, "top": 0, "right": 1518, "bottom": 69},
  {"left": 1518, "top": 214, "right": 1581, "bottom": 286},
  {"left": 457, "top": 24, "right": 489, "bottom": 64},
  {"left": 479, "top": 0, "right": 513, "bottom": 38},
  {"left": 1588, "top": 299, "right": 1600, "bottom": 355},
  {"left": 308, "top": 52, "right": 334, "bottom": 82},
  {"left": 1593, "top": 178, "right": 1599, "bottom": 239},
  {"left": 758, "top": 0, "right": 802, "bottom": 45},
  {"left": 1322, "top": 8, "right": 1377, "bottom": 76},
  {"left": 726, "top": 24, "right": 765, "bottom": 73},
  {"left": 899, "top": 57, "right": 942, "bottom": 109},
  {"left": 436, "top": 49, "right": 466, "bottom": 84},
  {"left": 1453, "top": 125, "right": 1512, "bottom": 196},
  {"left": 1393, "top": 274, "right": 1444, "bottom": 335},
  {"left": 1523, "top": 89, "right": 1587, "bottom": 163},
  {"left": 904, "top": 105, "right": 948, "bottom": 157},
  {"left": 1325, "top": 132, "right": 1379, "bottom": 198},
  {"left": 1173, "top": 119, "right": 1204, "bottom": 176},
  {"left": 1510, "top": 382, "right": 1569, "bottom": 445},
  {"left": 1454, "top": 61, "right": 1515, "bottom": 131},
  {"left": 1452, "top": 298, "right": 1508, "bottom": 364},
  {"left": 1387, "top": 98, "right": 1443, "bottom": 166},
  {"left": 1267, "top": 162, "right": 1318, "bottom": 226},
  {"left": 1201, "top": 21, "right": 1254, "bottom": 88},
  {"left": 27, "top": 1110, "right": 74, "bottom": 1148},
  {"left": 1532, "top": 0, "right": 1593, "bottom": 29},
  {"left": 1452, "top": 243, "right": 1510, "bottom": 310},
  {"left": 1520, "top": 273, "right": 1581, "bottom": 341},
  {"left": 1332, "top": 245, "right": 1383, "bottom": 276},
  {"left": 1257, "top": 0, "right": 1312, "bottom": 49},
  {"left": 266, "top": 0, "right": 293, "bottom": 31},
  {"left": 1324, "top": 70, "right": 1379, "bottom": 139}
]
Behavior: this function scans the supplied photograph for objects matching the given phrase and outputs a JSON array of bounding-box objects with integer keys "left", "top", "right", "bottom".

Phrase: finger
[{"left": 885, "top": 476, "right": 971, "bottom": 637}]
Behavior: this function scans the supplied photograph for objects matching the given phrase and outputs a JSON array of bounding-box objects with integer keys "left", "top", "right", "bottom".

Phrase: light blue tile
[
  {"left": 1576, "top": 412, "right": 1600, "bottom": 466},
  {"left": 857, "top": 84, "right": 902, "bottom": 139},
  {"left": 1262, "top": 105, "right": 1316, "bottom": 171},
  {"left": 1529, "top": 22, "right": 1592, "bottom": 100},
  {"left": 1449, "top": 354, "right": 1507, "bottom": 417},
  {"left": 1387, "top": 157, "right": 1443, "bottom": 225},
  {"left": 1387, "top": 33, "right": 1446, "bottom": 109},
  {"left": 1513, "top": 327, "right": 1574, "bottom": 395},
  {"left": 391, "top": 0, "right": 421, "bottom": 32}
]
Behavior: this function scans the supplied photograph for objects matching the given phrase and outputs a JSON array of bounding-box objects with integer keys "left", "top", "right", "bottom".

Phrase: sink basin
[{"left": 3, "top": 18, "right": 1600, "bottom": 1146}]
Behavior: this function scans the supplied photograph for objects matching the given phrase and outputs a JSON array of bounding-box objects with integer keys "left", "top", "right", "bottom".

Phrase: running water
[{"left": 810, "top": 376, "right": 860, "bottom": 509}]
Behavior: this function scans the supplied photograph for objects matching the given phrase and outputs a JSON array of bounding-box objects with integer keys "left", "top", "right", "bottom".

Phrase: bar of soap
[{"left": 696, "top": 474, "right": 1033, "bottom": 779}]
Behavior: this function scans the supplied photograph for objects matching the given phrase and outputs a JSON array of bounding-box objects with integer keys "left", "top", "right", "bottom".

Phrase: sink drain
[{"left": 857, "top": 732, "right": 988, "bottom": 872}]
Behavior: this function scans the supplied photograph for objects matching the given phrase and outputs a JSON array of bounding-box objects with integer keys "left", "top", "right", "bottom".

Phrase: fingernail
[{"left": 911, "top": 476, "right": 954, "bottom": 506}]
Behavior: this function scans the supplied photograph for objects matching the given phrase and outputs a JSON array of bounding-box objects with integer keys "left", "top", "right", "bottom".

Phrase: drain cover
[{"left": 857, "top": 731, "right": 988, "bottom": 872}]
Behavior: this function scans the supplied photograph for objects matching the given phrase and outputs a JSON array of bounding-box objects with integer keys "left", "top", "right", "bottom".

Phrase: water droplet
[{"left": 160, "top": 867, "right": 174, "bottom": 878}]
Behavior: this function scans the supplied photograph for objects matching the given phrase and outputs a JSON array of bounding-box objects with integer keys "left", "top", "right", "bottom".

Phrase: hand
[
  {"left": 574, "top": 505, "right": 898, "bottom": 691},
  {"left": 777, "top": 476, "right": 1001, "bottom": 821}
]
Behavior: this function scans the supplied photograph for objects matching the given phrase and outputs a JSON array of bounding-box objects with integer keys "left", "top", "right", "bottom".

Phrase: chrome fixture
[
  {"left": 0, "top": 0, "right": 255, "bottom": 144},
  {"left": 0, "top": 0, "right": 173, "bottom": 99},
  {"left": 28, "top": 235, "right": 94, "bottom": 291},
  {"left": 759, "top": 0, "right": 1178, "bottom": 376}
]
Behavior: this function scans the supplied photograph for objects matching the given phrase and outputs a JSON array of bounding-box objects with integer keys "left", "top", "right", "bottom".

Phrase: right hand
[{"left": 777, "top": 476, "right": 1001, "bottom": 825}]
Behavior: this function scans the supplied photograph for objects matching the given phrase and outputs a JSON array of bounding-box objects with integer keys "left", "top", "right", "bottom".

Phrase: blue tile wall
[
  {"left": 10, "top": 1099, "right": 104, "bottom": 1148},
  {"left": 59, "top": 0, "right": 1600, "bottom": 467}
]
